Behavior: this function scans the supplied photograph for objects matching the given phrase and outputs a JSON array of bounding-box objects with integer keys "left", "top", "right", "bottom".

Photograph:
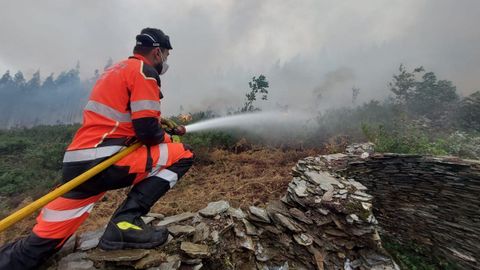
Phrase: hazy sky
[{"left": 1, "top": 0, "right": 479, "bottom": 115}]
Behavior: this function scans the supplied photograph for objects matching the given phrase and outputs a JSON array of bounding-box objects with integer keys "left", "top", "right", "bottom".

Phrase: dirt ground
[{"left": 0, "top": 147, "right": 318, "bottom": 244}]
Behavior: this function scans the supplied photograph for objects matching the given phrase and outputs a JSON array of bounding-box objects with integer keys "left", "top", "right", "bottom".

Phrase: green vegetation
[
  {"left": 183, "top": 130, "right": 237, "bottom": 150},
  {"left": 241, "top": 74, "right": 269, "bottom": 112},
  {"left": 0, "top": 125, "right": 78, "bottom": 194},
  {"left": 361, "top": 122, "right": 448, "bottom": 156},
  {"left": 0, "top": 125, "right": 77, "bottom": 215},
  {"left": 389, "top": 65, "right": 458, "bottom": 120},
  {"left": 362, "top": 122, "right": 480, "bottom": 158},
  {"left": 383, "top": 238, "right": 458, "bottom": 270},
  {"left": 307, "top": 65, "right": 480, "bottom": 158},
  {"left": 170, "top": 110, "right": 238, "bottom": 150},
  {"left": 455, "top": 91, "right": 480, "bottom": 131}
]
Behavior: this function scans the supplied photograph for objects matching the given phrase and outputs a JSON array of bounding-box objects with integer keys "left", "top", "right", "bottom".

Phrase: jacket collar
[{"left": 130, "top": 54, "right": 153, "bottom": 66}]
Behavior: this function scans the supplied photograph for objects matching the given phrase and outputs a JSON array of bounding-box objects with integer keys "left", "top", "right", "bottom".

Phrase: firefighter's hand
[
  {"left": 161, "top": 118, "right": 186, "bottom": 136},
  {"left": 161, "top": 118, "right": 178, "bottom": 130}
]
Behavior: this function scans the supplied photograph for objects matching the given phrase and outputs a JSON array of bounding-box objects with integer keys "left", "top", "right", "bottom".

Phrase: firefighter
[{"left": 0, "top": 27, "right": 194, "bottom": 269}]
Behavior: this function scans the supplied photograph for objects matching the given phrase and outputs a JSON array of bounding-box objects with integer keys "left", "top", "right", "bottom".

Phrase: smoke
[
  {"left": 0, "top": 0, "right": 479, "bottom": 123},
  {"left": 313, "top": 67, "right": 355, "bottom": 109},
  {"left": 183, "top": 87, "right": 241, "bottom": 114},
  {"left": 0, "top": 68, "right": 90, "bottom": 128}
]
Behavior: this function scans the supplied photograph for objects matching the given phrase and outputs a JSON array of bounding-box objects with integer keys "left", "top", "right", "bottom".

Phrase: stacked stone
[
  {"left": 50, "top": 155, "right": 397, "bottom": 270},
  {"left": 327, "top": 150, "right": 480, "bottom": 269},
  {"left": 280, "top": 156, "right": 394, "bottom": 269}
]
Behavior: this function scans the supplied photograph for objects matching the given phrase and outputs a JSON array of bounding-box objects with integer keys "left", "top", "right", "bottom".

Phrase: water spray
[{"left": 183, "top": 111, "right": 312, "bottom": 133}]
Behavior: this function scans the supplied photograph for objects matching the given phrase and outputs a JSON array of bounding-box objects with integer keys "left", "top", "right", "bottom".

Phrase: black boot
[
  {"left": 0, "top": 234, "right": 63, "bottom": 270},
  {"left": 99, "top": 177, "right": 171, "bottom": 250},
  {"left": 98, "top": 218, "right": 169, "bottom": 250}
]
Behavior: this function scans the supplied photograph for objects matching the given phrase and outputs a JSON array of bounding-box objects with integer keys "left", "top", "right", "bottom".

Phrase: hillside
[{"left": 0, "top": 123, "right": 477, "bottom": 269}]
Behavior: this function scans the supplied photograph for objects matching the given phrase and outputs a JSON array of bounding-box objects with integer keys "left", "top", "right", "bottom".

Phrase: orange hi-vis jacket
[
  {"left": 30, "top": 54, "right": 194, "bottom": 242},
  {"left": 64, "top": 54, "right": 169, "bottom": 169}
]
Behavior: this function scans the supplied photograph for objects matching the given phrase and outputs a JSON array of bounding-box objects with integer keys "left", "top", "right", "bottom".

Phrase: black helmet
[{"left": 136, "top": 27, "right": 172, "bottom": 49}]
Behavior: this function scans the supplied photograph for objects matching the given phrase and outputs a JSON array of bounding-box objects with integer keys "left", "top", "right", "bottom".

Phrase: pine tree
[
  {"left": 26, "top": 70, "right": 41, "bottom": 91},
  {"left": 13, "top": 71, "right": 26, "bottom": 90}
]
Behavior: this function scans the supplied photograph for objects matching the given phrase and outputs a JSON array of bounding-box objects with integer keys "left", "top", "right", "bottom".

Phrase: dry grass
[{"left": 0, "top": 147, "right": 317, "bottom": 244}]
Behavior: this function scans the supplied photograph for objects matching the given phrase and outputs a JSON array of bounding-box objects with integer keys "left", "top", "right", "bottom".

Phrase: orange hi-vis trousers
[
  {"left": 35, "top": 142, "right": 193, "bottom": 241},
  {"left": 0, "top": 141, "right": 194, "bottom": 269}
]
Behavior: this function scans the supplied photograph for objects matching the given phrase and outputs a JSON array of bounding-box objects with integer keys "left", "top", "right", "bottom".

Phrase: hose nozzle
[{"left": 172, "top": 125, "right": 186, "bottom": 136}]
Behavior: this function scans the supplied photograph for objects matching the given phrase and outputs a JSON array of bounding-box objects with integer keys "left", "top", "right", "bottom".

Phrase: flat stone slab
[
  {"left": 199, "top": 200, "right": 230, "bottom": 217},
  {"left": 78, "top": 227, "right": 105, "bottom": 251},
  {"left": 141, "top": 216, "right": 156, "bottom": 225},
  {"left": 156, "top": 212, "right": 195, "bottom": 226},
  {"left": 350, "top": 195, "right": 372, "bottom": 202},
  {"left": 288, "top": 208, "right": 313, "bottom": 224},
  {"left": 167, "top": 225, "right": 196, "bottom": 236},
  {"left": 227, "top": 207, "right": 246, "bottom": 219},
  {"left": 57, "top": 252, "right": 96, "bottom": 270},
  {"left": 248, "top": 206, "right": 271, "bottom": 223},
  {"left": 292, "top": 179, "right": 309, "bottom": 197},
  {"left": 180, "top": 242, "right": 210, "bottom": 258},
  {"left": 134, "top": 250, "right": 167, "bottom": 269},
  {"left": 193, "top": 222, "right": 210, "bottom": 243},
  {"left": 273, "top": 213, "right": 303, "bottom": 232},
  {"left": 323, "top": 153, "right": 347, "bottom": 162},
  {"left": 242, "top": 218, "right": 258, "bottom": 235},
  {"left": 306, "top": 171, "right": 340, "bottom": 187},
  {"left": 156, "top": 255, "right": 181, "bottom": 270},
  {"left": 322, "top": 189, "right": 334, "bottom": 201},
  {"left": 239, "top": 235, "right": 255, "bottom": 251},
  {"left": 146, "top": 212, "right": 165, "bottom": 219},
  {"left": 58, "top": 259, "right": 95, "bottom": 270},
  {"left": 88, "top": 249, "right": 150, "bottom": 262},
  {"left": 210, "top": 230, "right": 220, "bottom": 243},
  {"left": 293, "top": 233, "right": 314, "bottom": 246}
]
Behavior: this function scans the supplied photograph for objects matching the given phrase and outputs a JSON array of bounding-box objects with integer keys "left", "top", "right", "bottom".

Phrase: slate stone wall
[{"left": 330, "top": 149, "right": 479, "bottom": 269}]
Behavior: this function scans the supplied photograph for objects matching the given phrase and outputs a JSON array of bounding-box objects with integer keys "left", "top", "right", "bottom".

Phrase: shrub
[{"left": 361, "top": 122, "right": 448, "bottom": 155}]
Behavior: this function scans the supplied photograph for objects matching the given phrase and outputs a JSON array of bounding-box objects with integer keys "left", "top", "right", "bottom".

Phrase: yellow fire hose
[{"left": 0, "top": 142, "right": 143, "bottom": 233}]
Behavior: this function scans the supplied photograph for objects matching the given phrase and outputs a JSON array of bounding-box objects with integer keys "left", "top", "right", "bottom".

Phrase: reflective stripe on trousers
[
  {"left": 148, "top": 144, "right": 169, "bottom": 175},
  {"left": 41, "top": 204, "right": 94, "bottom": 222},
  {"left": 63, "top": 145, "right": 124, "bottom": 163},
  {"left": 147, "top": 143, "right": 178, "bottom": 187},
  {"left": 33, "top": 193, "right": 105, "bottom": 239},
  {"left": 150, "top": 169, "right": 178, "bottom": 188}
]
